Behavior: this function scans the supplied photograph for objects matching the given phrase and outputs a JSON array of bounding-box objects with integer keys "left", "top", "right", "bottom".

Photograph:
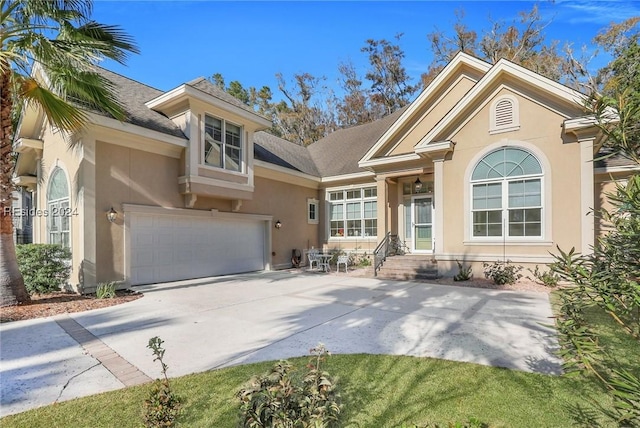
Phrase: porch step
[{"left": 376, "top": 255, "right": 439, "bottom": 281}]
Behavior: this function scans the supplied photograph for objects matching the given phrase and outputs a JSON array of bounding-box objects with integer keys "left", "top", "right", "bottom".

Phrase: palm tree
[{"left": 1, "top": 0, "right": 138, "bottom": 306}]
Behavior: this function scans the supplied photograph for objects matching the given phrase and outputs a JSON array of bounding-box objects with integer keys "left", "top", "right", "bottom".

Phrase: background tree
[
  {"left": 424, "top": 5, "right": 567, "bottom": 85},
  {"left": 272, "top": 72, "right": 336, "bottom": 146},
  {"left": 361, "top": 34, "right": 421, "bottom": 115},
  {"left": 1, "top": 0, "right": 138, "bottom": 306}
]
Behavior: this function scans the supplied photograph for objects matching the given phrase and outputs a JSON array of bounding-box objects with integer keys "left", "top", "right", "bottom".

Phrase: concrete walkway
[{"left": 0, "top": 271, "right": 562, "bottom": 417}]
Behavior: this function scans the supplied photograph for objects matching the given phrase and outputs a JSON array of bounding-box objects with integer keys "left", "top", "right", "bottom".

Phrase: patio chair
[
  {"left": 336, "top": 254, "right": 349, "bottom": 273},
  {"left": 307, "top": 249, "right": 320, "bottom": 270}
]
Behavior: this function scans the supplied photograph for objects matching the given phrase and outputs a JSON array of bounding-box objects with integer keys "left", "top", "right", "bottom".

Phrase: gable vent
[
  {"left": 494, "top": 99, "right": 514, "bottom": 127},
  {"left": 490, "top": 95, "right": 520, "bottom": 134}
]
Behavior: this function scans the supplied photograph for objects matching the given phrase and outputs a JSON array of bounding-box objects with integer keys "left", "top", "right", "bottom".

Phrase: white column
[
  {"left": 580, "top": 137, "right": 595, "bottom": 255},
  {"left": 433, "top": 158, "right": 445, "bottom": 256},
  {"left": 376, "top": 176, "right": 387, "bottom": 238}
]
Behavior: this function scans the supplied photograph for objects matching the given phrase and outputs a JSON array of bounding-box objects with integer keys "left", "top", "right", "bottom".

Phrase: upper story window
[
  {"left": 204, "top": 115, "right": 243, "bottom": 172},
  {"left": 47, "top": 167, "right": 70, "bottom": 248},
  {"left": 328, "top": 186, "right": 377, "bottom": 238},
  {"left": 471, "top": 147, "right": 543, "bottom": 239},
  {"left": 490, "top": 95, "right": 520, "bottom": 134}
]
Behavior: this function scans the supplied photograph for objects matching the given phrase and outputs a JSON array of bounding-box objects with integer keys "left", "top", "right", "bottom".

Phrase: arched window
[
  {"left": 47, "top": 167, "right": 70, "bottom": 248},
  {"left": 471, "top": 147, "right": 543, "bottom": 238}
]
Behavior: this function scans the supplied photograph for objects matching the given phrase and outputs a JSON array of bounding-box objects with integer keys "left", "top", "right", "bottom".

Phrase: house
[{"left": 13, "top": 53, "right": 637, "bottom": 292}]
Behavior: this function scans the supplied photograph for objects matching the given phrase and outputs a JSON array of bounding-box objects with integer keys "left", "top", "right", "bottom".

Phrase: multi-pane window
[
  {"left": 47, "top": 167, "right": 70, "bottom": 248},
  {"left": 329, "top": 187, "right": 377, "bottom": 238},
  {"left": 308, "top": 198, "right": 319, "bottom": 224},
  {"left": 471, "top": 147, "right": 542, "bottom": 238},
  {"left": 204, "top": 115, "right": 242, "bottom": 172}
]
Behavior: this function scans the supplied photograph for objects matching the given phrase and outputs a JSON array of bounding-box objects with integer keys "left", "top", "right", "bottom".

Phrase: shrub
[
  {"left": 237, "top": 343, "right": 341, "bottom": 427},
  {"left": 528, "top": 265, "right": 560, "bottom": 287},
  {"left": 482, "top": 260, "right": 523, "bottom": 285},
  {"left": 16, "top": 244, "right": 71, "bottom": 294},
  {"left": 143, "top": 337, "right": 181, "bottom": 428},
  {"left": 96, "top": 282, "right": 118, "bottom": 299},
  {"left": 453, "top": 260, "right": 473, "bottom": 282}
]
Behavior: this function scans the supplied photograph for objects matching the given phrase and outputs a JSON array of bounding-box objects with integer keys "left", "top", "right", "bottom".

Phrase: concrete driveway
[{"left": 0, "top": 271, "right": 562, "bottom": 416}]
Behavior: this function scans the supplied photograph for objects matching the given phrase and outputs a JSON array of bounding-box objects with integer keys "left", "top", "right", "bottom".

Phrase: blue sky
[{"left": 92, "top": 1, "right": 639, "bottom": 98}]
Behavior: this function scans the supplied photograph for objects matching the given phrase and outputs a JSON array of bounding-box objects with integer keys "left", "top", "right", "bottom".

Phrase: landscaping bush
[
  {"left": 482, "top": 260, "right": 522, "bottom": 285},
  {"left": 143, "top": 337, "right": 181, "bottom": 428},
  {"left": 453, "top": 260, "right": 472, "bottom": 282},
  {"left": 237, "top": 343, "right": 341, "bottom": 427},
  {"left": 96, "top": 282, "right": 118, "bottom": 299},
  {"left": 16, "top": 244, "right": 71, "bottom": 294}
]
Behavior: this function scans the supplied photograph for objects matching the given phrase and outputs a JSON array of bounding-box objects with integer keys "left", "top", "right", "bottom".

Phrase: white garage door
[{"left": 128, "top": 212, "right": 267, "bottom": 285}]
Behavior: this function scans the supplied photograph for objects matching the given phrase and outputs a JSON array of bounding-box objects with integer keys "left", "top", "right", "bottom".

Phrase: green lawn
[{"left": 2, "top": 300, "right": 637, "bottom": 427}]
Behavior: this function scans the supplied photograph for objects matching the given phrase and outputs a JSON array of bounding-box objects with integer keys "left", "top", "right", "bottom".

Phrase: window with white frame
[
  {"left": 308, "top": 198, "right": 319, "bottom": 224},
  {"left": 471, "top": 147, "right": 543, "bottom": 238},
  {"left": 328, "top": 187, "right": 377, "bottom": 238},
  {"left": 47, "top": 167, "right": 70, "bottom": 248},
  {"left": 204, "top": 115, "right": 243, "bottom": 172},
  {"left": 490, "top": 95, "right": 520, "bottom": 134}
]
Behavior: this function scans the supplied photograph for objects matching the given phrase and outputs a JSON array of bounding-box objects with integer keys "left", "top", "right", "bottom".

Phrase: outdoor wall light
[
  {"left": 275, "top": 220, "right": 282, "bottom": 229},
  {"left": 414, "top": 177, "right": 423, "bottom": 192},
  {"left": 107, "top": 207, "right": 118, "bottom": 223}
]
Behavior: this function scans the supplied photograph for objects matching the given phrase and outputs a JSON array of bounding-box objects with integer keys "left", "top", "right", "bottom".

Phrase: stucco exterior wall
[
  {"left": 94, "top": 141, "right": 183, "bottom": 284},
  {"left": 438, "top": 88, "right": 583, "bottom": 267},
  {"left": 389, "top": 76, "right": 476, "bottom": 156},
  {"left": 34, "top": 127, "right": 84, "bottom": 288}
]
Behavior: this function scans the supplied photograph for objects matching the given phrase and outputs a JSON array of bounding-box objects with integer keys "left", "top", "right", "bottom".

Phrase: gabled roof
[
  {"left": 94, "top": 67, "right": 186, "bottom": 139},
  {"left": 254, "top": 131, "right": 320, "bottom": 176},
  {"left": 415, "top": 57, "right": 587, "bottom": 150},
  {"left": 308, "top": 107, "right": 408, "bottom": 177},
  {"left": 186, "top": 78, "right": 268, "bottom": 120},
  {"left": 359, "top": 52, "right": 491, "bottom": 166}
]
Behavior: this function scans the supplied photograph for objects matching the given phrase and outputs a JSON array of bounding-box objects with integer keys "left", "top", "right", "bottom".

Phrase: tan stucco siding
[
  {"left": 227, "top": 175, "right": 320, "bottom": 268},
  {"left": 95, "top": 142, "right": 183, "bottom": 283},
  {"left": 389, "top": 76, "right": 476, "bottom": 157},
  {"left": 34, "top": 127, "right": 84, "bottom": 288},
  {"left": 439, "top": 88, "right": 583, "bottom": 262}
]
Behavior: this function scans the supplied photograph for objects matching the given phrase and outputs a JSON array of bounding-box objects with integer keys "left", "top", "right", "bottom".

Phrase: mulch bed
[{"left": 0, "top": 290, "right": 142, "bottom": 323}]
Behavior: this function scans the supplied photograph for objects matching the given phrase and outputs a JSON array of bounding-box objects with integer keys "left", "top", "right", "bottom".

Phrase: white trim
[
  {"left": 145, "top": 84, "right": 272, "bottom": 128},
  {"left": 489, "top": 94, "right": 520, "bottom": 133},
  {"left": 359, "top": 153, "right": 421, "bottom": 169},
  {"left": 359, "top": 52, "right": 491, "bottom": 165},
  {"left": 415, "top": 140, "right": 454, "bottom": 157},
  {"left": 417, "top": 60, "right": 587, "bottom": 147},
  {"left": 594, "top": 164, "right": 640, "bottom": 175},
  {"left": 254, "top": 161, "right": 320, "bottom": 186},
  {"left": 411, "top": 195, "right": 434, "bottom": 254},
  {"left": 307, "top": 198, "right": 319, "bottom": 224},
  {"left": 178, "top": 174, "right": 254, "bottom": 193},
  {"left": 320, "top": 171, "right": 375, "bottom": 183},
  {"left": 87, "top": 113, "right": 188, "bottom": 147},
  {"left": 13, "top": 137, "right": 44, "bottom": 153},
  {"left": 463, "top": 141, "right": 553, "bottom": 244},
  {"left": 438, "top": 252, "right": 556, "bottom": 264}
]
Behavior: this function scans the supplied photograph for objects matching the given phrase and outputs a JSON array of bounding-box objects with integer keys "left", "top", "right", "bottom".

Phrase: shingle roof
[
  {"left": 254, "top": 131, "right": 320, "bottom": 176},
  {"left": 307, "top": 107, "right": 408, "bottom": 177},
  {"left": 594, "top": 150, "right": 639, "bottom": 169},
  {"left": 186, "top": 78, "right": 269, "bottom": 122},
  {"left": 95, "top": 67, "right": 186, "bottom": 139}
]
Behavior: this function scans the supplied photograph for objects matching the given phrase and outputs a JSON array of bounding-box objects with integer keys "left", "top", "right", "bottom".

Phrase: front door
[{"left": 412, "top": 196, "right": 433, "bottom": 253}]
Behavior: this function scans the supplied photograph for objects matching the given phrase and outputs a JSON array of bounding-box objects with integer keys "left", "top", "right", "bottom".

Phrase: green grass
[{"left": 3, "top": 301, "right": 638, "bottom": 427}]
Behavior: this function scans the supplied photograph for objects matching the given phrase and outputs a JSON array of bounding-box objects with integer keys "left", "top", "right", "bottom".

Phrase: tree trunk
[{"left": 1, "top": 66, "right": 30, "bottom": 306}]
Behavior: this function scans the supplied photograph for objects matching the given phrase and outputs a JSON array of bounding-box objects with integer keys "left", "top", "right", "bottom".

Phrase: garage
[{"left": 125, "top": 205, "right": 271, "bottom": 285}]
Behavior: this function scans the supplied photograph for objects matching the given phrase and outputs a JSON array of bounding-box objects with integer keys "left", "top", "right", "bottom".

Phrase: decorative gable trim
[
  {"left": 416, "top": 58, "right": 587, "bottom": 150},
  {"left": 358, "top": 52, "right": 491, "bottom": 168}
]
